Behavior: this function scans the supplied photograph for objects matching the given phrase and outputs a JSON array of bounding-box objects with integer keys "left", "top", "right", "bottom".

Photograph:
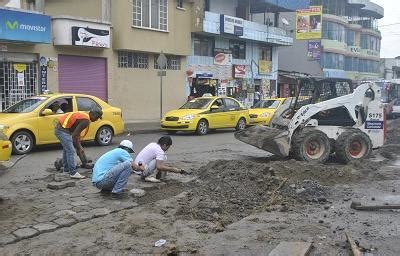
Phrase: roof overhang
[
  {"left": 250, "top": 0, "right": 310, "bottom": 13},
  {"left": 360, "top": 2, "right": 384, "bottom": 19}
]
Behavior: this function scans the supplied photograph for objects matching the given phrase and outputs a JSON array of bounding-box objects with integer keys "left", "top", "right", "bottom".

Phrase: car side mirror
[
  {"left": 42, "top": 109, "right": 54, "bottom": 116},
  {"left": 210, "top": 105, "right": 219, "bottom": 111}
]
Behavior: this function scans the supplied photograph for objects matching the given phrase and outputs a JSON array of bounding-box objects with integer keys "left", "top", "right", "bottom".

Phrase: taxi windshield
[
  {"left": 3, "top": 97, "right": 48, "bottom": 113},
  {"left": 253, "top": 100, "right": 281, "bottom": 109},
  {"left": 180, "top": 98, "right": 213, "bottom": 109}
]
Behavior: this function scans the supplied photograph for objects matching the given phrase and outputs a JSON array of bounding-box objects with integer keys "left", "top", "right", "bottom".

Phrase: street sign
[
  {"left": 157, "top": 70, "right": 167, "bottom": 76},
  {"left": 157, "top": 53, "right": 167, "bottom": 70}
]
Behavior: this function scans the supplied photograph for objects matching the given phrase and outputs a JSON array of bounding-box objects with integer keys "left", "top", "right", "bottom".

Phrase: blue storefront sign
[{"left": 0, "top": 8, "right": 51, "bottom": 44}]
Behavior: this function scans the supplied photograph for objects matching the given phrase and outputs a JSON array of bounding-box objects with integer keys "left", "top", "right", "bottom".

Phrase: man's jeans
[
  {"left": 93, "top": 160, "right": 132, "bottom": 194},
  {"left": 55, "top": 127, "right": 77, "bottom": 175},
  {"left": 141, "top": 155, "right": 167, "bottom": 178}
]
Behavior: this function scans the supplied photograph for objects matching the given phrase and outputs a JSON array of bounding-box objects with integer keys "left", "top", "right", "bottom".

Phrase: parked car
[
  {"left": 161, "top": 96, "right": 250, "bottom": 135},
  {"left": 0, "top": 93, "right": 125, "bottom": 154},
  {"left": 0, "top": 130, "right": 11, "bottom": 162},
  {"left": 249, "top": 98, "right": 287, "bottom": 126},
  {"left": 392, "top": 99, "right": 400, "bottom": 118}
]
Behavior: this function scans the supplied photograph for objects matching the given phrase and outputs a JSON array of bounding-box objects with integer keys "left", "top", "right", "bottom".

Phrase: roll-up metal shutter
[{"left": 58, "top": 55, "right": 107, "bottom": 101}]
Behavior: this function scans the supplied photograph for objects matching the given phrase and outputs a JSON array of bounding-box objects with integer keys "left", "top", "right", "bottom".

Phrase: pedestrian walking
[
  {"left": 135, "top": 136, "right": 187, "bottom": 183},
  {"left": 54, "top": 108, "right": 103, "bottom": 179},
  {"left": 92, "top": 140, "right": 144, "bottom": 197}
]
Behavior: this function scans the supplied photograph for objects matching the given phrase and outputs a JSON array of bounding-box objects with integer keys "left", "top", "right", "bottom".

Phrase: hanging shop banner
[
  {"left": 214, "top": 52, "right": 232, "bottom": 66},
  {"left": 233, "top": 65, "right": 246, "bottom": 78},
  {"left": 258, "top": 60, "right": 272, "bottom": 74},
  {"left": 307, "top": 41, "right": 322, "bottom": 60},
  {"left": 296, "top": 6, "right": 322, "bottom": 40},
  {"left": 40, "top": 65, "right": 48, "bottom": 93},
  {"left": 0, "top": 8, "right": 51, "bottom": 43},
  {"left": 220, "top": 15, "right": 244, "bottom": 36},
  {"left": 72, "top": 27, "right": 110, "bottom": 48}
]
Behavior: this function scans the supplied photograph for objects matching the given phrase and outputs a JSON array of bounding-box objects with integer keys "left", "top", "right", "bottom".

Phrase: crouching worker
[
  {"left": 92, "top": 140, "right": 144, "bottom": 197},
  {"left": 135, "top": 136, "right": 187, "bottom": 183}
]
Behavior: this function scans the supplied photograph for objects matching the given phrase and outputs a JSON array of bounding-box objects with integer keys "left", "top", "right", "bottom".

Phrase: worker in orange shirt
[{"left": 55, "top": 108, "right": 103, "bottom": 179}]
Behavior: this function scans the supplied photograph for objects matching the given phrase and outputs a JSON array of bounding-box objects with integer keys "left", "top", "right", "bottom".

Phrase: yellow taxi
[
  {"left": 161, "top": 96, "right": 250, "bottom": 135},
  {"left": 249, "top": 98, "right": 287, "bottom": 126},
  {"left": 0, "top": 131, "right": 11, "bottom": 162},
  {"left": 0, "top": 93, "right": 124, "bottom": 154}
]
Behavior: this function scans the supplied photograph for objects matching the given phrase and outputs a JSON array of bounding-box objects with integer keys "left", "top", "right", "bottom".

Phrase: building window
[
  {"left": 346, "top": 30, "right": 355, "bottom": 46},
  {"left": 154, "top": 55, "right": 181, "bottom": 70},
  {"left": 176, "top": 0, "right": 183, "bottom": 8},
  {"left": 321, "top": 52, "right": 344, "bottom": 70},
  {"left": 133, "top": 0, "right": 168, "bottom": 31},
  {"left": 193, "top": 36, "right": 214, "bottom": 57},
  {"left": 360, "top": 34, "right": 381, "bottom": 51},
  {"left": 118, "top": 51, "right": 149, "bottom": 69},
  {"left": 259, "top": 46, "right": 272, "bottom": 61},
  {"left": 229, "top": 40, "right": 246, "bottom": 59},
  {"left": 322, "top": 21, "right": 346, "bottom": 42}
]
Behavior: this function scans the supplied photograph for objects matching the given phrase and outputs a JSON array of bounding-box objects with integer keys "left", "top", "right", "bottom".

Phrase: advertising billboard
[
  {"left": 307, "top": 41, "right": 321, "bottom": 60},
  {"left": 296, "top": 6, "right": 322, "bottom": 40}
]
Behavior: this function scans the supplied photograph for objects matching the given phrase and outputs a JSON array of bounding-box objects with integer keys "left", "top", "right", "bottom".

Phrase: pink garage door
[{"left": 58, "top": 55, "right": 107, "bottom": 101}]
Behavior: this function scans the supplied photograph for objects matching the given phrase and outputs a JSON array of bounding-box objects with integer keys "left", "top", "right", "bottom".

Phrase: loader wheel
[
  {"left": 335, "top": 129, "right": 372, "bottom": 163},
  {"left": 292, "top": 129, "right": 331, "bottom": 163}
]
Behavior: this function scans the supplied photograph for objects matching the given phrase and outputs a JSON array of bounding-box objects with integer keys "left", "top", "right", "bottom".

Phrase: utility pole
[{"left": 157, "top": 52, "right": 167, "bottom": 119}]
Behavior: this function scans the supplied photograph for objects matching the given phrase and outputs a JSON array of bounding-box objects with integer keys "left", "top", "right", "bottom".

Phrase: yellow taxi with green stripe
[
  {"left": 161, "top": 96, "right": 250, "bottom": 135},
  {"left": 0, "top": 93, "right": 124, "bottom": 155},
  {"left": 249, "top": 98, "right": 287, "bottom": 126}
]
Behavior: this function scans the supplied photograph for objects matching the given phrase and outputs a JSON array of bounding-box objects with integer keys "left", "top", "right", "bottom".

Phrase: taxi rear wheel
[
  {"left": 196, "top": 119, "right": 208, "bottom": 135},
  {"left": 95, "top": 126, "right": 113, "bottom": 146},
  {"left": 11, "top": 130, "right": 34, "bottom": 155}
]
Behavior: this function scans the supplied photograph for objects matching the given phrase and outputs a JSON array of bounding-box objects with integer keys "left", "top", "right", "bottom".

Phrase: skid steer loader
[{"left": 235, "top": 81, "right": 385, "bottom": 163}]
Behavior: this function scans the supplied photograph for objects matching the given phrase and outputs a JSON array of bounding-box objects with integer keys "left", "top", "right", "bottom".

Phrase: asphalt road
[{"left": 0, "top": 129, "right": 268, "bottom": 186}]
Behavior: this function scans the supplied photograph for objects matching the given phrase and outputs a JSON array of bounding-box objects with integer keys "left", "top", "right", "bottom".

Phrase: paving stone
[
  {"left": 13, "top": 228, "right": 39, "bottom": 239},
  {"left": 72, "top": 205, "right": 93, "bottom": 213},
  {"left": 90, "top": 208, "right": 111, "bottom": 217},
  {"left": 54, "top": 209, "right": 77, "bottom": 218},
  {"left": 33, "top": 223, "right": 59, "bottom": 233},
  {"left": 70, "top": 196, "right": 87, "bottom": 202},
  {"left": 0, "top": 234, "right": 17, "bottom": 245},
  {"left": 47, "top": 181, "right": 76, "bottom": 190},
  {"left": 130, "top": 188, "right": 146, "bottom": 197},
  {"left": 53, "top": 173, "right": 70, "bottom": 182},
  {"left": 268, "top": 242, "right": 312, "bottom": 256},
  {"left": 89, "top": 202, "right": 108, "bottom": 209},
  {"left": 53, "top": 217, "right": 77, "bottom": 227},
  {"left": 70, "top": 200, "right": 89, "bottom": 207},
  {"left": 54, "top": 203, "right": 73, "bottom": 211},
  {"left": 34, "top": 214, "right": 57, "bottom": 223},
  {"left": 109, "top": 201, "right": 139, "bottom": 212},
  {"left": 73, "top": 211, "right": 95, "bottom": 222}
]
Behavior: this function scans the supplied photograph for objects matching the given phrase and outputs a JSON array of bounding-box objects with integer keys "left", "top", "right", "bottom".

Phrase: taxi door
[
  {"left": 223, "top": 98, "right": 242, "bottom": 127},
  {"left": 206, "top": 98, "right": 230, "bottom": 128},
  {"left": 37, "top": 97, "right": 74, "bottom": 144}
]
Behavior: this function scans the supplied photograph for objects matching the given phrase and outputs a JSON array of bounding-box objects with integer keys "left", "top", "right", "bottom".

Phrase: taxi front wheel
[
  {"left": 11, "top": 130, "right": 34, "bottom": 155},
  {"left": 196, "top": 119, "right": 208, "bottom": 135}
]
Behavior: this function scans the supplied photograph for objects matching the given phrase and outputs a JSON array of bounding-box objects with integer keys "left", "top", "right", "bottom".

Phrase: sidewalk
[{"left": 124, "top": 121, "right": 161, "bottom": 134}]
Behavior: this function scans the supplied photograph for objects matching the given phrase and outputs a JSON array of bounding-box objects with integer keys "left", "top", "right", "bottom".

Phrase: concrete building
[
  {"left": 186, "top": 0, "right": 309, "bottom": 107},
  {"left": 381, "top": 57, "right": 400, "bottom": 80},
  {"left": 0, "top": 0, "right": 192, "bottom": 121},
  {"left": 278, "top": 0, "right": 384, "bottom": 96}
]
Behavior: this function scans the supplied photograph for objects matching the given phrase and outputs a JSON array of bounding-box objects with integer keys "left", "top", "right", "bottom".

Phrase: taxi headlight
[
  {"left": 0, "top": 124, "right": 9, "bottom": 130},
  {"left": 182, "top": 114, "right": 195, "bottom": 121},
  {"left": 260, "top": 112, "right": 269, "bottom": 117}
]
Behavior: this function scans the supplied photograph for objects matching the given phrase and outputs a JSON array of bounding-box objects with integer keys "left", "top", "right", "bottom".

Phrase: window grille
[
  {"left": 118, "top": 51, "right": 149, "bottom": 69},
  {"left": 154, "top": 55, "right": 181, "bottom": 70}
]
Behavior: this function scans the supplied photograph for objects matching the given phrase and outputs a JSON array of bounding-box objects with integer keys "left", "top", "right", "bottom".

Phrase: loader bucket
[{"left": 234, "top": 125, "right": 291, "bottom": 157}]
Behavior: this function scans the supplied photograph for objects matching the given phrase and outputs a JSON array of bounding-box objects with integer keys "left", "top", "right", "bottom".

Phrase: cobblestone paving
[{"left": 0, "top": 169, "right": 140, "bottom": 246}]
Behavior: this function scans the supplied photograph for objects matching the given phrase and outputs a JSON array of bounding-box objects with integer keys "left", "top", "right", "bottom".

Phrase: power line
[{"left": 378, "top": 22, "right": 400, "bottom": 27}]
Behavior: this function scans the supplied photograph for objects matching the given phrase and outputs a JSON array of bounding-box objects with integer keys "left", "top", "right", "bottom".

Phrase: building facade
[
  {"left": 186, "top": 0, "right": 308, "bottom": 107},
  {"left": 278, "top": 0, "right": 384, "bottom": 96},
  {"left": 381, "top": 57, "right": 400, "bottom": 80},
  {"left": 0, "top": 0, "right": 192, "bottom": 121}
]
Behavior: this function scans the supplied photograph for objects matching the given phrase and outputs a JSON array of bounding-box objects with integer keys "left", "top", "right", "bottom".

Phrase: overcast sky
[{"left": 371, "top": 0, "right": 400, "bottom": 58}]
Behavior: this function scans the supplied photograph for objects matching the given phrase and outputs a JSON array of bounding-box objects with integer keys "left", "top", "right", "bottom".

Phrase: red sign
[{"left": 233, "top": 65, "right": 246, "bottom": 78}]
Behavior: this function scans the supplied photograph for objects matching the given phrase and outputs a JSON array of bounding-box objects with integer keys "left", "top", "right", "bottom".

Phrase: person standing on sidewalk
[
  {"left": 55, "top": 108, "right": 103, "bottom": 179},
  {"left": 92, "top": 140, "right": 144, "bottom": 197},
  {"left": 135, "top": 136, "right": 186, "bottom": 183}
]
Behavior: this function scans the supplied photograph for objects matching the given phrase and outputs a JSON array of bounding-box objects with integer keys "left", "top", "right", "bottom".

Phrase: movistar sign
[{"left": 0, "top": 8, "right": 51, "bottom": 43}]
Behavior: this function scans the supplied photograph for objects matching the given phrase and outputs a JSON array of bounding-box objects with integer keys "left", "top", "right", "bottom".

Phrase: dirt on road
[{"left": 1, "top": 119, "right": 400, "bottom": 255}]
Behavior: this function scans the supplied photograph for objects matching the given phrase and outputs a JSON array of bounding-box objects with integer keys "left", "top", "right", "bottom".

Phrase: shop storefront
[{"left": 0, "top": 8, "right": 51, "bottom": 111}]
